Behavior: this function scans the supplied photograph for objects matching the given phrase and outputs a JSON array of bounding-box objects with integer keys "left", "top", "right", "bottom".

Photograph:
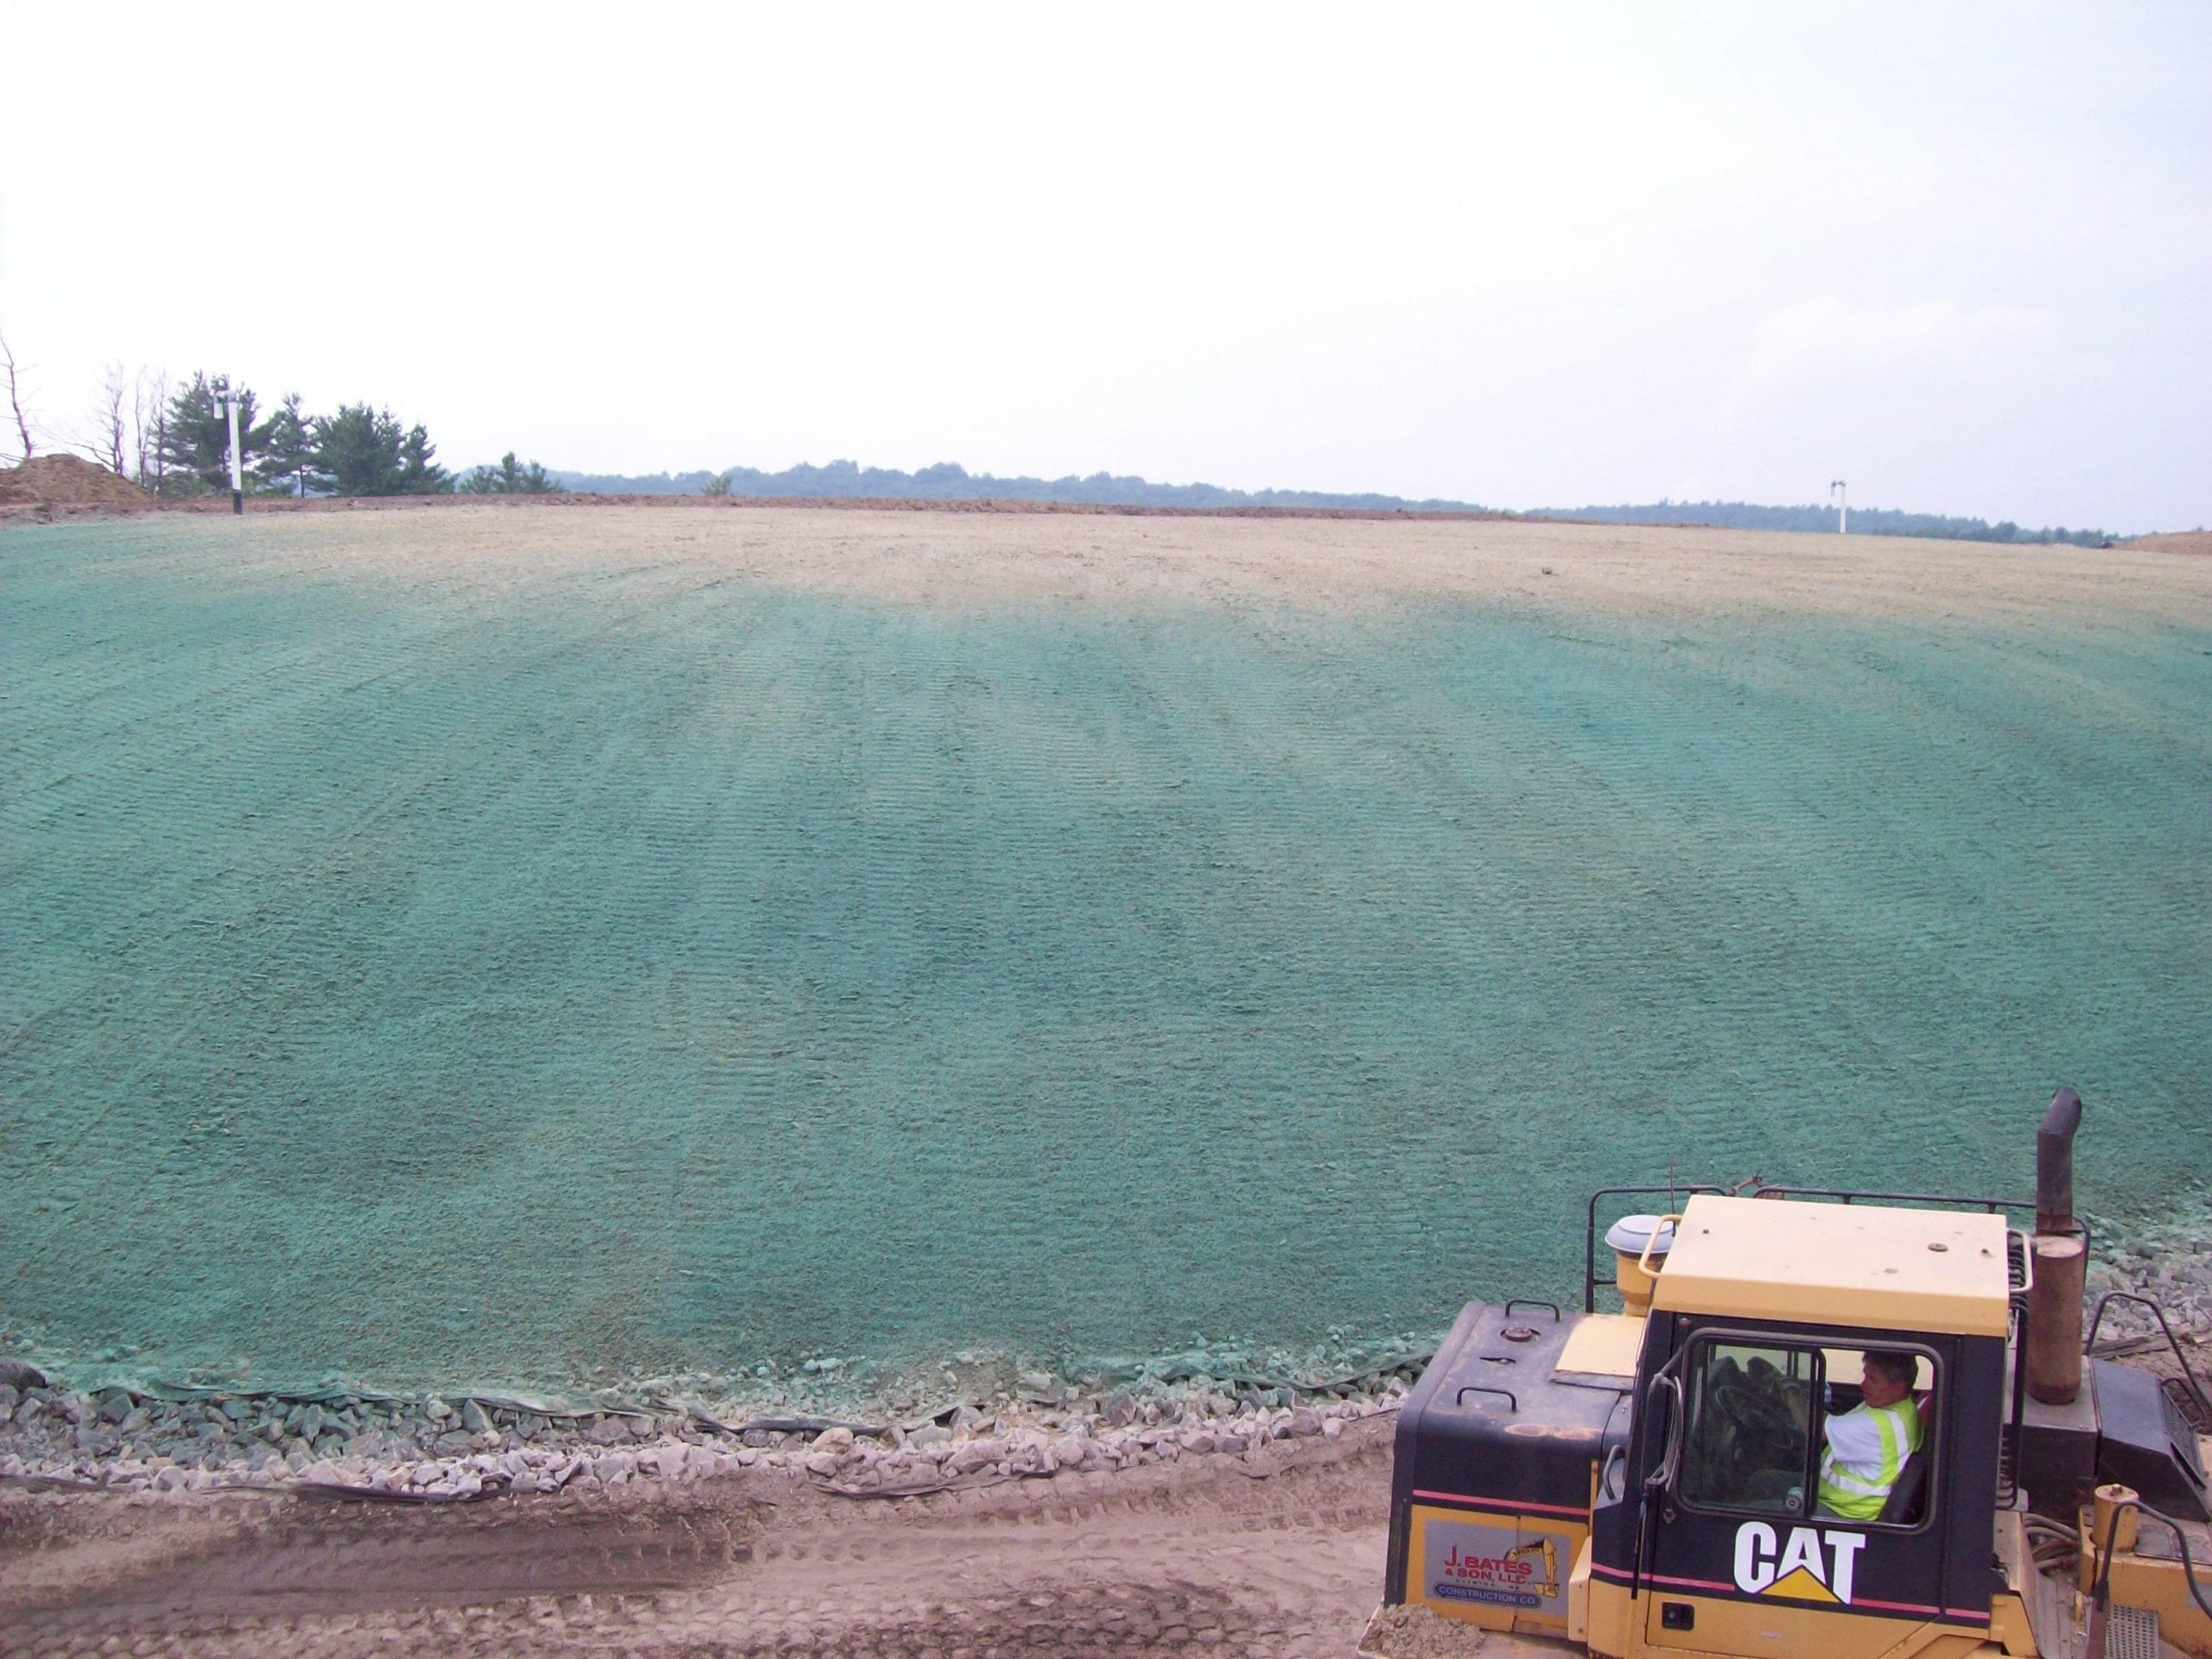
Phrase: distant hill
[
  {"left": 546, "top": 461, "right": 2126, "bottom": 546},
  {"left": 1539, "top": 499, "right": 2120, "bottom": 548},
  {"left": 550, "top": 459, "right": 1490, "bottom": 514}
]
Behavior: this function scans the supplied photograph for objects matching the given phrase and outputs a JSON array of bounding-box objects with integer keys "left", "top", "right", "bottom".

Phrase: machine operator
[{"left": 1815, "top": 1350, "right": 1923, "bottom": 1520}]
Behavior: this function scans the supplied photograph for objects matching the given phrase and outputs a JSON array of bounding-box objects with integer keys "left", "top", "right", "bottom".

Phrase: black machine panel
[
  {"left": 2094, "top": 1358, "right": 2212, "bottom": 1523},
  {"left": 1384, "top": 1301, "right": 1630, "bottom": 1601}
]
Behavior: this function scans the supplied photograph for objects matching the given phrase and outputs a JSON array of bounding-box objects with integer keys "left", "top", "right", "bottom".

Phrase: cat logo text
[{"left": 1732, "top": 1521, "right": 1867, "bottom": 1605}]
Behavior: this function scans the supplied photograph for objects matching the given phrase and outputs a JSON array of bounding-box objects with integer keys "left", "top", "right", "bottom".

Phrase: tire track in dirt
[{"left": 1, "top": 1420, "right": 1393, "bottom": 1657}]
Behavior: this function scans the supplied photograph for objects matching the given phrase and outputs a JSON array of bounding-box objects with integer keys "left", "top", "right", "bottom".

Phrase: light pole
[
  {"left": 1830, "top": 479, "right": 1847, "bottom": 535},
  {"left": 221, "top": 381, "right": 244, "bottom": 514}
]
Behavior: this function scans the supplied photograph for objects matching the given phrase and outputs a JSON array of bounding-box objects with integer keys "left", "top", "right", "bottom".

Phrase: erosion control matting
[{"left": 3, "top": 506, "right": 2209, "bottom": 1397}]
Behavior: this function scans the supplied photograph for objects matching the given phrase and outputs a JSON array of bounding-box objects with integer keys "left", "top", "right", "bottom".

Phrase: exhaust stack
[{"left": 2026, "top": 1086, "right": 2088, "bottom": 1405}]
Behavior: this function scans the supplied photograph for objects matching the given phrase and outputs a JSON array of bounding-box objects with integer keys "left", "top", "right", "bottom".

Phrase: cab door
[{"left": 1638, "top": 1328, "right": 1956, "bottom": 1658}]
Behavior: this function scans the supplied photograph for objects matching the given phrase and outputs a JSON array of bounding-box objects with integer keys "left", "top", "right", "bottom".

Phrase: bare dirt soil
[
  {"left": 13, "top": 1338, "right": 2209, "bottom": 1659},
  {"left": 17, "top": 489, "right": 2206, "bottom": 612},
  {"left": 2125, "top": 530, "right": 2212, "bottom": 558},
  {"left": 32, "top": 496, "right": 2206, "bottom": 628},
  {"left": 0, "top": 454, "right": 150, "bottom": 512},
  {"left": 0, "top": 1417, "right": 1396, "bottom": 1657}
]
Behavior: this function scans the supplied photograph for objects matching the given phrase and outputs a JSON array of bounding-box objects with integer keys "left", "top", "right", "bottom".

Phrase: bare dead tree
[
  {"left": 92, "top": 361, "right": 128, "bottom": 474},
  {"left": 43, "top": 360, "right": 143, "bottom": 477},
  {"left": 1, "top": 329, "right": 34, "bottom": 462},
  {"left": 132, "top": 373, "right": 153, "bottom": 483},
  {"left": 133, "top": 367, "right": 168, "bottom": 490}
]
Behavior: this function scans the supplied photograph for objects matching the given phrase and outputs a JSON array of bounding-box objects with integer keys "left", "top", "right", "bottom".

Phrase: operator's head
[{"left": 1860, "top": 1350, "right": 1917, "bottom": 1408}]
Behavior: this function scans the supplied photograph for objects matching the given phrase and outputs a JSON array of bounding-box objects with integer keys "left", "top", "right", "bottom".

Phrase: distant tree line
[
  {"left": 105, "top": 374, "right": 454, "bottom": 499},
  {"left": 548, "top": 462, "right": 2130, "bottom": 544},
  {"left": 1545, "top": 499, "right": 2119, "bottom": 548},
  {"left": 0, "top": 334, "right": 2133, "bottom": 537},
  {"left": 0, "top": 336, "right": 562, "bottom": 501},
  {"left": 556, "top": 458, "right": 1491, "bottom": 514},
  {"left": 136, "top": 376, "right": 562, "bottom": 499}
]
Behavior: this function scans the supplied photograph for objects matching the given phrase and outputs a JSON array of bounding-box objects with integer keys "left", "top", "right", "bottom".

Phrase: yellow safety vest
[{"left": 1816, "top": 1398, "right": 1922, "bottom": 1521}]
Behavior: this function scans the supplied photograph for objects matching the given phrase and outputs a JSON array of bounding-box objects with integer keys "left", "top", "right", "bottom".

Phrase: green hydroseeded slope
[{"left": 3, "top": 519, "right": 2208, "bottom": 1394}]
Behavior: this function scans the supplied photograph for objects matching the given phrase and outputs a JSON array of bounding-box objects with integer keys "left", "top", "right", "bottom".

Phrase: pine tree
[
  {"left": 253, "top": 392, "right": 321, "bottom": 496},
  {"left": 312, "top": 404, "right": 399, "bottom": 494},
  {"left": 461, "top": 452, "right": 566, "bottom": 494},
  {"left": 312, "top": 404, "right": 452, "bottom": 496},
  {"left": 395, "top": 423, "right": 449, "bottom": 494},
  {"left": 158, "top": 373, "right": 260, "bottom": 496}
]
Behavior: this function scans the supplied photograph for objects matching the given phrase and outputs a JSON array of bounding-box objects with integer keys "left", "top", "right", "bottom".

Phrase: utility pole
[
  {"left": 223, "top": 382, "right": 244, "bottom": 514},
  {"left": 1830, "top": 479, "right": 1848, "bottom": 535}
]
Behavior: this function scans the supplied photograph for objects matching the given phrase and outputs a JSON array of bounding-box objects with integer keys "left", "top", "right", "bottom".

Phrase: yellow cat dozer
[{"left": 1360, "top": 1091, "right": 2212, "bottom": 1659}]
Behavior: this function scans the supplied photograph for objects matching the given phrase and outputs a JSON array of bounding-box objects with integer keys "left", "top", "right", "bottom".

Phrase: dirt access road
[{"left": 1, "top": 1418, "right": 1420, "bottom": 1657}]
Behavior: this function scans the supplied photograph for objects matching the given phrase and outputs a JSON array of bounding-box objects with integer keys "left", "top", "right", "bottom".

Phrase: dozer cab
[{"left": 1360, "top": 1090, "right": 2212, "bottom": 1658}]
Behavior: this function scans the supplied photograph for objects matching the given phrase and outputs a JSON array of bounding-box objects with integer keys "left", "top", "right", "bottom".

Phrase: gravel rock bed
[
  {"left": 0, "top": 1368, "right": 1408, "bottom": 1503},
  {"left": 2086, "top": 1224, "right": 2212, "bottom": 1351},
  {"left": 10, "top": 1229, "right": 2203, "bottom": 1505}
]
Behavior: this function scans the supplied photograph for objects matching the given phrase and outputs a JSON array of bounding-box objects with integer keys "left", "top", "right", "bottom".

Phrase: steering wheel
[{"left": 1710, "top": 1381, "right": 1806, "bottom": 1462}]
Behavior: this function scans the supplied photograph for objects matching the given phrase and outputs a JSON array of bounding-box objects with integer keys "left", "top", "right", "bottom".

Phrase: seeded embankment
[{"left": 2, "top": 505, "right": 2207, "bottom": 1412}]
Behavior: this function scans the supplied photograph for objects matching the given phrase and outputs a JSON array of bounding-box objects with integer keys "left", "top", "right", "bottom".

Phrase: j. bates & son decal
[{"left": 1422, "top": 1518, "right": 1566, "bottom": 1612}]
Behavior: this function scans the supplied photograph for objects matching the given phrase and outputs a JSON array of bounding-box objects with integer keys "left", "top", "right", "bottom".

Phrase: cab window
[
  {"left": 1676, "top": 1336, "right": 1937, "bottom": 1529},
  {"left": 1681, "top": 1340, "right": 1818, "bottom": 1516}
]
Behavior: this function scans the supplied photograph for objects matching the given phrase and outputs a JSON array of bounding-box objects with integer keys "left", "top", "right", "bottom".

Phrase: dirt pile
[
  {"left": 0, "top": 453, "right": 151, "bottom": 510},
  {"left": 2125, "top": 530, "right": 2212, "bottom": 557}
]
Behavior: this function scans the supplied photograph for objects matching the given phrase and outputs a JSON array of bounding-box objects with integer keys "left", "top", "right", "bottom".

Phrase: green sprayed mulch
[{"left": 3, "top": 518, "right": 2207, "bottom": 1395}]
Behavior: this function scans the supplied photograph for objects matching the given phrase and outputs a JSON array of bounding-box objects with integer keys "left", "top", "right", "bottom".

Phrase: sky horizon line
[{"left": 5, "top": 6, "right": 2205, "bottom": 530}]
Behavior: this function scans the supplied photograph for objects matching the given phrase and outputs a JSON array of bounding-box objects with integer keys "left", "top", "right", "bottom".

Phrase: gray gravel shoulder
[
  {"left": 6, "top": 1226, "right": 2204, "bottom": 1507},
  {"left": 0, "top": 1366, "right": 1411, "bottom": 1508}
]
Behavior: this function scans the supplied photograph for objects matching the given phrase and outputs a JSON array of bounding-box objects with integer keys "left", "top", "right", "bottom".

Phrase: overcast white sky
[{"left": 4, "top": 3, "right": 2208, "bottom": 528}]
